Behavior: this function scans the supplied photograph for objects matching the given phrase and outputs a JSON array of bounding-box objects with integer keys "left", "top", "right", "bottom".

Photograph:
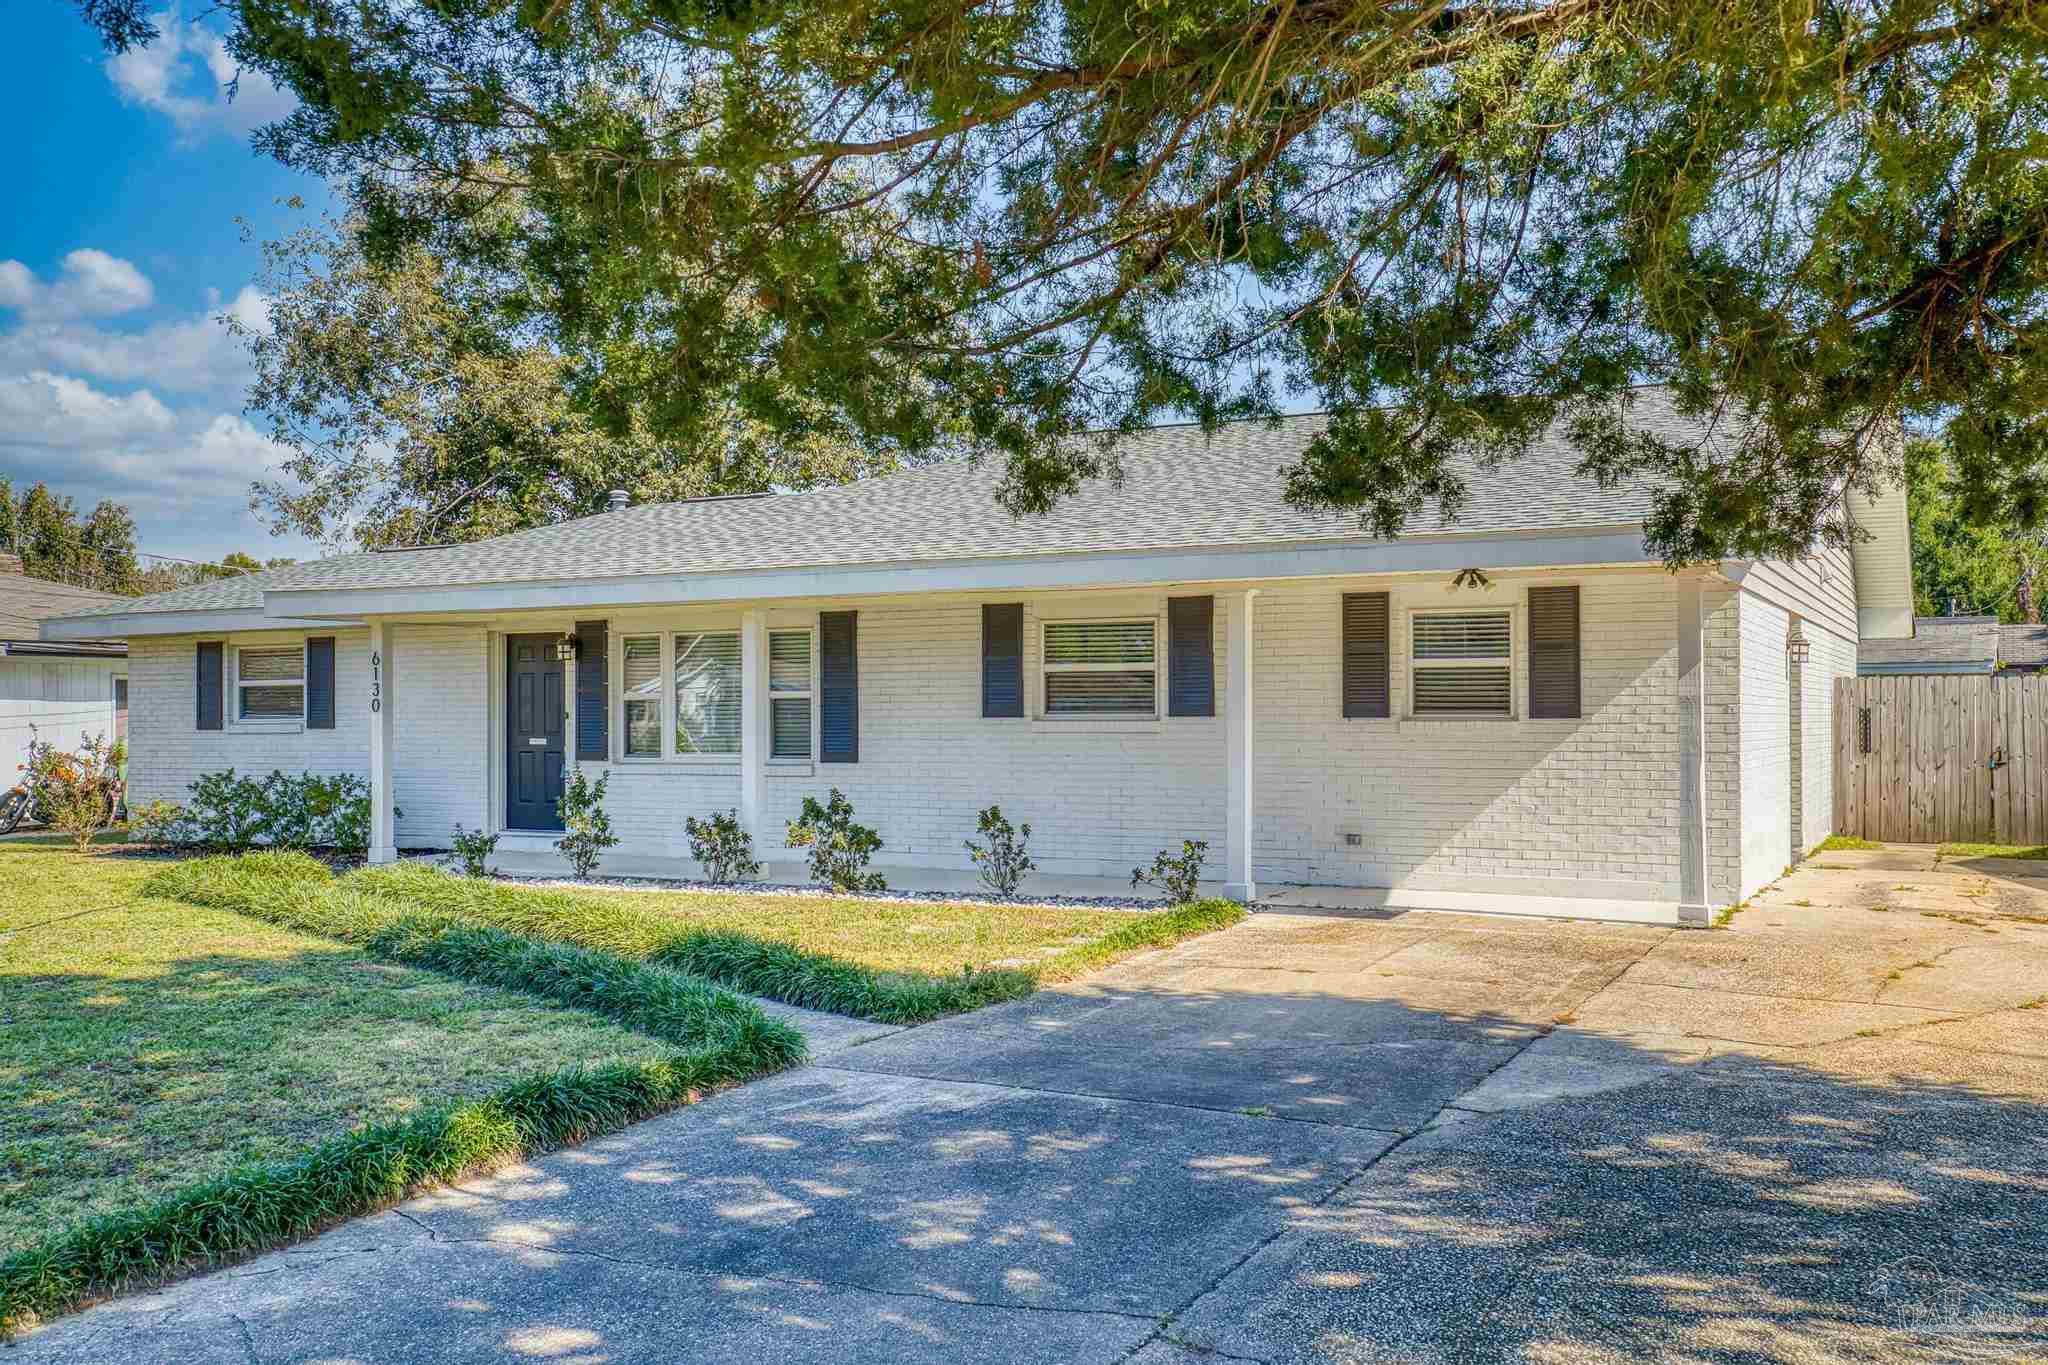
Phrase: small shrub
[
  {"left": 1132, "top": 839, "right": 1209, "bottom": 904},
  {"left": 684, "top": 808, "right": 760, "bottom": 883},
  {"left": 24, "top": 731, "right": 122, "bottom": 853},
  {"left": 964, "top": 805, "right": 1035, "bottom": 897},
  {"left": 450, "top": 824, "right": 499, "bottom": 878},
  {"left": 125, "top": 798, "right": 185, "bottom": 848},
  {"left": 786, "top": 788, "right": 886, "bottom": 893},
  {"left": 555, "top": 769, "right": 618, "bottom": 879},
  {"left": 152, "top": 769, "right": 380, "bottom": 851}
]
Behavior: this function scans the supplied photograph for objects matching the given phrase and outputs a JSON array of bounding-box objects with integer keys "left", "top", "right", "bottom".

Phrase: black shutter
[
  {"left": 575, "top": 619, "right": 608, "bottom": 758},
  {"left": 196, "top": 641, "right": 224, "bottom": 731},
  {"left": 1341, "top": 593, "right": 1390, "bottom": 718},
  {"left": 305, "top": 636, "right": 336, "bottom": 729},
  {"left": 1528, "top": 586, "right": 1581, "bottom": 719},
  {"left": 1166, "top": 595, "right": 1214, "bottom": 717},
  {"left": 820, "top": 610, "right": 859, "bottom": 762},
  {"left": 981, "top": 604, "right": 1024, "bottom": 718}
]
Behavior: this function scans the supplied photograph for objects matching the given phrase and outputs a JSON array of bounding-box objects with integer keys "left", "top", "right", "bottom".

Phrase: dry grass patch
[{"left": 0, "top": 840, "right": 671, "bottom": 1254}]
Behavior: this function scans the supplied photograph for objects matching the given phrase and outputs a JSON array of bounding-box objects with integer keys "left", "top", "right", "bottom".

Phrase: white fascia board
[
  {"left": 261, "top": 527, "right": 1654, "bottom": 619},
  {"left": 39, "top": 609, "right": 358, "bottom": 642}
]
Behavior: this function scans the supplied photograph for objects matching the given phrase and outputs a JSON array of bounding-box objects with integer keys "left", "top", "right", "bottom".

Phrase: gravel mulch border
[{"left": 398, "top": 852, "right": 1164, "bottom": 912}]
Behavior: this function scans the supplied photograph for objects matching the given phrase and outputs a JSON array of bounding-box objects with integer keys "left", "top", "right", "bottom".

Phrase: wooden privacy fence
[{"left": 1834, "top": 674, "right": 2048, "bottom": 845}]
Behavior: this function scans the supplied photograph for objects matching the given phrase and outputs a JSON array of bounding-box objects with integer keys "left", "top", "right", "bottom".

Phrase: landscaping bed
[{"left": 152, "top": 856, "right": 1248, "bottom": 1025}]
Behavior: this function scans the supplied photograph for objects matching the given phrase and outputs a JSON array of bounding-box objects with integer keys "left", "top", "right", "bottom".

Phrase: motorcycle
[{"left": 1, "top": 727, "right": 124, "bottom": 836}]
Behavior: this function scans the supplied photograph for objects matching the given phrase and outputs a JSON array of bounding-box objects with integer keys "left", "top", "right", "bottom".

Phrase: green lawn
[
  {"left": 0, "top": 837, "right": 671, "bottom": 1254},
  {"left": 568, "top": 883, "right": 1162, "bottom": 977},
  {"left": 1816, "top": 834, "right": 1885, "bottom": 852},
  {"left": 1939, "top": 841, "right": 2048, "bottom": 860}
]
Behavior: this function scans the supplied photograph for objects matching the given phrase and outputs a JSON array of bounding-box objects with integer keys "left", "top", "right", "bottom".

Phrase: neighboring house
[
  {"left": 0, "top": 554, "right": 129, "bottom": 779},
  {"left": 1997, "top": 624, "right": 2048, "bottom": 674},
  {"left": 1857, "top": 616, "right": 2048, "bottom": 675},
  {"left": 43, "top": 392, "right": 1913, "bottom": 924},
  {"left": 1858, "top": 616, "right": 2002, "bottom": 675}
]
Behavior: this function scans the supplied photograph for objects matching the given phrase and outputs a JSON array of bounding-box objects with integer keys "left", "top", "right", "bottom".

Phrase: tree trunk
[{"left": 2020, "top": 558, "right": 2040, "bottom": 625}]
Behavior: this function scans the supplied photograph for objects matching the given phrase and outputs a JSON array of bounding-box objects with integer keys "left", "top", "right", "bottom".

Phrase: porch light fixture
[
  {"left": 1786, "top": 632, "right": 1810, "bottom": 665},
  {"left": 554, "top": 636, "right": 579, "bottom": 664}
]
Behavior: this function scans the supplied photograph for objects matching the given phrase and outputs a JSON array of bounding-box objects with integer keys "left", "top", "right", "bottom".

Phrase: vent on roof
[{"left": 608, "top": 489, "right": 630, "bottom": 511}]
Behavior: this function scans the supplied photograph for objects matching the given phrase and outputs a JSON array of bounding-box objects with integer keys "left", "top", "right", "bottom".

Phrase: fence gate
[{"left": 1834, "top": 675, "right": 2048, "bottom": 845}]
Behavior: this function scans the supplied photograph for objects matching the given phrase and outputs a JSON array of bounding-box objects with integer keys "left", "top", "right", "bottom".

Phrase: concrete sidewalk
[{"left": 16, "top": 849, "right": 2048, "bottom": 1362}]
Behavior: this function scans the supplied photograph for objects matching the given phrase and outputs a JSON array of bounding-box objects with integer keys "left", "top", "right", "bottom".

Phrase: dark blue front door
[{"left": 507, "top": 635, "right": 566, "bottom": 831}]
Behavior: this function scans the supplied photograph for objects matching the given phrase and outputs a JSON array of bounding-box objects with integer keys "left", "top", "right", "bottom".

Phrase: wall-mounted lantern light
[
  {"left": 1786, "top": 632, "right": 1810, "bottom": 666},
  {"left": 554, "top": 636, "right": 579, "bottom": 664}
]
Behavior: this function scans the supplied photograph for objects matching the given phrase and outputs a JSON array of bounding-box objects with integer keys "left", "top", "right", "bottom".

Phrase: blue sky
[{"left": 0, "top": 4, "right": 330, "bottom": 566}]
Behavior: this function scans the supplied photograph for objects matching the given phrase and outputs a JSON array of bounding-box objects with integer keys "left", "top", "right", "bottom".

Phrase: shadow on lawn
[{"left": 16, "top": 970, "right": 2048, "bottom": 1365}]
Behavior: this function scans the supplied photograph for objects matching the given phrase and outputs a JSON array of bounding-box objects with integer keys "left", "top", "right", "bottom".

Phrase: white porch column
[
  {"left": 739, "top": 608, "right": 766, "bottom": 843},
  {"left": 1224, "top": 588, "right": 1261, "bottom": 902},
  {"left": 1676, "top": 578, "right": 1710, "bottom": 925},
  {"left": 367, "top": 618, "right": 397, "bottom": 865}
]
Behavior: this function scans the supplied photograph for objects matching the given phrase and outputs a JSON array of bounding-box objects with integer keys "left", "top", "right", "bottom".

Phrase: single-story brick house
[{"left": 41, "top": 395, "right": 1913, "bottom": 924}]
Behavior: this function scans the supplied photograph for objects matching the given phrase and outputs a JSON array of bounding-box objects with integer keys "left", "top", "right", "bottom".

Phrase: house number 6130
[{"left": 370, "top": 651, "right": 382, "bottom": 714}]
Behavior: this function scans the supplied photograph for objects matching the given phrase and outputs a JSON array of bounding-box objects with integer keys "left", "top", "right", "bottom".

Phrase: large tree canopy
[
  {"left": 96, "top": 0, "right": 2048, "bottom": 560},
  {"left": 239, "top": 214, "right": 902, "bottom": 548}
]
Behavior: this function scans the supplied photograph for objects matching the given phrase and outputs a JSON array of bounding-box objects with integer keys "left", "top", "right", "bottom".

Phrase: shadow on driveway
[{"left": 17, "top": 957, "right": 2048, "bottom": 1364}]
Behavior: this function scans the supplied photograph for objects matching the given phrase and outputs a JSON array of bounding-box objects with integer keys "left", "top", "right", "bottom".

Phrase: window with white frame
[
  {"left": 768, "top": 629, "right": 813, "bottom": 759},
  {"left": 613, "top": 627, "right": 815, "bottom": 760},
  {"left": 1410, "top": 611, "right": 1512, "bottom": 716},
  {"left": 235, "top": 644, "right": 304, "bottom": 721},
  {"left": 621, "top": 636, "right": 662, "bottom": 756},
  {"left": 674, "top": 631, "right": 742, "bottom": 755},
  {"left": 1042, "top": 619, "right": 1158, "bottom": 717}
]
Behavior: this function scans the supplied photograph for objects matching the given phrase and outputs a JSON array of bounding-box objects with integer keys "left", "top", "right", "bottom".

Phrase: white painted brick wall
[
  {"left": 127, "top": 627, "right": 486, "bottom": 849},
  {"left": 1249, "top": 574, "right": 1685, "bottom": 899},
  {"left": 1704, "top": 585, "right": 1744, "bottom": 905},
  {"left": 596, "top": 592, "right": 1228, "bottom": 874},
  {"left": 389, "top": 626, "right": 492, "bottom": 846},
  {"left": 125, "top": 632, "right": 371, "bottom": 808},
  {"left": 1738, "top": 593, "right": 1793, "bottom": 895},
  {"left": 120, "top": 565, "right": 1863, "bottom": 912}
]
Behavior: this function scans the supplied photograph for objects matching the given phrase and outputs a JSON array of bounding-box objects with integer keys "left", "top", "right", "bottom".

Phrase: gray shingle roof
[
  {"left": 1859, "top": 616, "right": 2001, "bottom": 669},
  {"left": 2000, "top": 624, "right": 2048, "bottom": 669},
  {"left": 0, "top": 570, "right": 129, "bottom": 639},
  {"left": 53, "top": 392, "right": 1716, "bottom": 620}
]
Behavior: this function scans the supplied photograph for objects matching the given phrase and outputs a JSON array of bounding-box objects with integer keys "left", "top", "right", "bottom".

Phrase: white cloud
[
  {"left": 0, "top": 250, "right": 155, "bottom": 322},
  {"left": 0, "top": 285, "right": 269, "bottom": 397},
  {"left": 105, "top": 9, "right": 295, "bottom": 138},
  {"left": 0, "top": 372, "right": 281, "bottom": 503}
]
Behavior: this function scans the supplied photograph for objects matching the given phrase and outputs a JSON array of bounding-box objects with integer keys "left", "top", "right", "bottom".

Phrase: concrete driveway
[{"left": 17, "top": 850, "right": 2048, "bottom": 1363}]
